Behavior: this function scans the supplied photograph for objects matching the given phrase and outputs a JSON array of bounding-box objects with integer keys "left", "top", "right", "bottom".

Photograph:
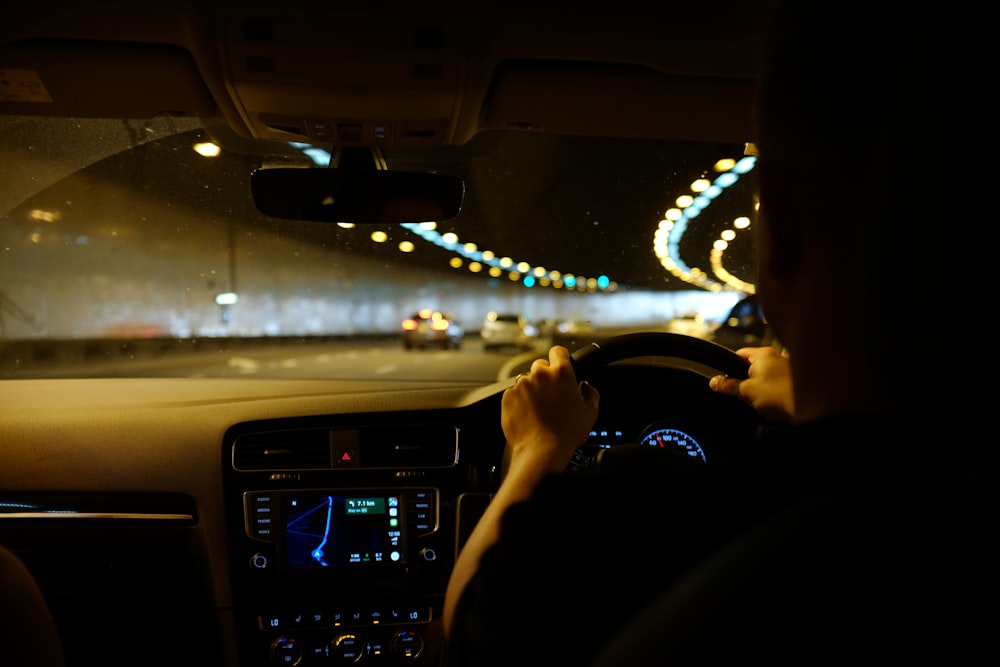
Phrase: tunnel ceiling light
[{"left": 652, "top": 155, "right": 757, "bottom": 292}]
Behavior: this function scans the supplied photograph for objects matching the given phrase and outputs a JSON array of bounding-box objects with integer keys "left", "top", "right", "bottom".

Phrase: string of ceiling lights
[{"left": 286, "top": 142, "right": 756, "bottom": 293}]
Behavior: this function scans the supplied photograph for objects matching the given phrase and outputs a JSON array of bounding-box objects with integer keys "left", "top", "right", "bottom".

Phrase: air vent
[
  {"left": 232, "top": 423, "right": 458, "bottom": 471},
  {"left": 359, "top": 423, "right": 458, "bottom": 468},
  {"left": 232, "top": 429, "right": 331, "bottom": 471}
]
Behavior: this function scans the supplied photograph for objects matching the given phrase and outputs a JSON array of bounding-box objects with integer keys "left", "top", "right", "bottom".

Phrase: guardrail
[{"left": 0, "top": 336, "right": 395, "bottom": 376}]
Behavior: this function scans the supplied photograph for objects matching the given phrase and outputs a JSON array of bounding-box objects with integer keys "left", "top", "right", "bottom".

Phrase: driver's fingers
[
  {"left": 549, "top": 345, "right": 570, "bottom": 361},
  {"left": 579, "top": 380, "right": 599, "bottom": 407},
  {"left": 709, "top": 374, "right": 742, "bottom": 399}
]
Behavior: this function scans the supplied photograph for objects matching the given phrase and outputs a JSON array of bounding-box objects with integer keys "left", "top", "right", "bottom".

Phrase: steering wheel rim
[
  {"left": 569, "top": 331, "right": 750, "bottom": 381},
  {"left": 500, "top": 332, "right": 752, "bottom": 480}
]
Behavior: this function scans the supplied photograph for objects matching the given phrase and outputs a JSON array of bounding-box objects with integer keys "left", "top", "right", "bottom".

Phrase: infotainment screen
[{"left": 282, "top": 492, "right": 407, "bottom": 569}]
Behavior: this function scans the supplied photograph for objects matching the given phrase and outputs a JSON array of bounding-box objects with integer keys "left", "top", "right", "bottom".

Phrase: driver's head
[{"left": 752, "top": 0, "right": 984, "bottom": 418}]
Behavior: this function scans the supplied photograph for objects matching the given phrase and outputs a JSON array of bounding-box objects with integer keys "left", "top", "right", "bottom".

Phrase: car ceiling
[
  {"left": 1, "top": 1, "right": 768, "bottom": 292},
  {"left": 1, "top": 1, "right": 768, "bottom": 147}
]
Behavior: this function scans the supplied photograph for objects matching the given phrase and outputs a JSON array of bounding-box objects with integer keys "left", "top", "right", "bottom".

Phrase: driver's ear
[
  {"left": 752, "top": 158, "right": 813, "bottom": 342},
  {"left": 754, "top": 159, "right": 804, "bottom": 282}
]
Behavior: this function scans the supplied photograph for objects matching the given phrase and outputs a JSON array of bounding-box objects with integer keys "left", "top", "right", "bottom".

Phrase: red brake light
[{"left": 402, "top": 319, "right": 418, "bottom": 331}]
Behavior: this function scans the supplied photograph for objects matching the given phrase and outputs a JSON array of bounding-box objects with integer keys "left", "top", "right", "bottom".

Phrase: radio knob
[
  {"left": 419, "top": 547, "right": 437, "bottom": 562},
  {"left": 270, "top": 636, "right": 302, "bottom": 665},
  {"left": 330, "top": 633, "right": 365, "bottom": 664},
  {"left": 250, "top": 552, "right": 270, "bottom": 570},
  {"left": 391, "top": 629, "right": 424, "bottom": 661}
]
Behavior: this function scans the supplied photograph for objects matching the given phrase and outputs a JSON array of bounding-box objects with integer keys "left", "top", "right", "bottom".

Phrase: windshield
[{"left": 0, "top": 115, "right": 759, "bottom": 382}]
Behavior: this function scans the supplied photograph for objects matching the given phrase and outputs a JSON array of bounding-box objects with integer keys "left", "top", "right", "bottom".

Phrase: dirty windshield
[{"left": 0, "top": 115, "right": 759, "bottom": 381}]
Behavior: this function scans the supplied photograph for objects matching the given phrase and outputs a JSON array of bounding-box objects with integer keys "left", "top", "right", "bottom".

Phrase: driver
[{"left": 443, "top": 0, "right": 991, "bottom": 664}]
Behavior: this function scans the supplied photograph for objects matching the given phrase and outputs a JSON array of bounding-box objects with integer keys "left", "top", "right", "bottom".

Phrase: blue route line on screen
[{"left": 286, "top": 495, "right": 334, "bottom": 567}]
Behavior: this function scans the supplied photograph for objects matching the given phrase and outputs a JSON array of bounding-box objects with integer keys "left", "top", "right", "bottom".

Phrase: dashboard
[{"left": 0, "top": 358, "right": 763, "bottom": 667}]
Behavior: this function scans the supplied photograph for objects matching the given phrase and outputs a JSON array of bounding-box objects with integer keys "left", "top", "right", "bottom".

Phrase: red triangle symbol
[{"left": 340, "top": 451, "right": 352, "bottom": 461}]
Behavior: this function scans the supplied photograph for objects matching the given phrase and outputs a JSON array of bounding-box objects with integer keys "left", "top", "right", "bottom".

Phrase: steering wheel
[
  {"left": 500, "top": 332, "right": 753, "bottom": 479},
  {"left": 568, "top": 331, "right": 750, "bottom": 382}
]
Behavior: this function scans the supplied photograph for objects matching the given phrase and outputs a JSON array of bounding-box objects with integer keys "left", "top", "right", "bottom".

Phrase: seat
[{"left": 0, "top": 545, "right": 66, "bottom": 667}]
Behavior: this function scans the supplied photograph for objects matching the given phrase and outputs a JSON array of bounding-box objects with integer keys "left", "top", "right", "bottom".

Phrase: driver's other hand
[
  {"left": 709, "top": 346, "right": 794, "bottom": 423},
  {"left": 502, "top": 345, "right": 600, "bottom": 474}
]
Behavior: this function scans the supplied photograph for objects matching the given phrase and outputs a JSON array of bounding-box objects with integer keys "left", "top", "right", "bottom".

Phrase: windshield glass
[{"left": 0, "top": 115, "right": 759, "bottom": 382}]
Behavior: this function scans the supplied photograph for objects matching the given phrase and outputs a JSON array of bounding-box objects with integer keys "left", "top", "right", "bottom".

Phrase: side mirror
[{"left": 251, "top": 168, "right": 464, "bottom": 224}]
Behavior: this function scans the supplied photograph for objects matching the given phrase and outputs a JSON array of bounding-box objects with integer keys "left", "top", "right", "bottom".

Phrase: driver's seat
[{"left": 589, "top": 476, "right": 993, "bottom": 664}]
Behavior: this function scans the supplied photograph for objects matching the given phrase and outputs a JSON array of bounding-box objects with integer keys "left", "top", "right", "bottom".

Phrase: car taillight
[
  {"left": 432, "top": 319, "right": 450, "bottom": 331},
  {"left": 402, "top": 319, "right": 418, "bottom": 331}
]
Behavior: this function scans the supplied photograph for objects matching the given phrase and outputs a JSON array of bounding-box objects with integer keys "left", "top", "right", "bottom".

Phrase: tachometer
[{"left": 639, "top": 427, "right": 707, "bottom": 462}]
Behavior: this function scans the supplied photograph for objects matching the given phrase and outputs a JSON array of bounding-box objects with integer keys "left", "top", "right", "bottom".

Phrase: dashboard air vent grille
[
  {"left": 231, "top": 423, "right": 459, "bottom": 471},
  {"left": 359, "top": 423, "right": 458, "bottom": 468},
  {"left": 232, "top": 429, "right": 331, "bottom": 471}
]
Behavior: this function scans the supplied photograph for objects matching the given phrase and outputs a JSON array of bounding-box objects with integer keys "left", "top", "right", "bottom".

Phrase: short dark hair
[{"left": 755, "top": 0, "right": 985, "bottom": 410}]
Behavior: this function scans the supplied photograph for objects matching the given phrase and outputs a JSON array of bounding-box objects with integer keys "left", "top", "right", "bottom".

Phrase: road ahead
[{"left": 16, "top": 337, "right": 553, "bottom": 383}]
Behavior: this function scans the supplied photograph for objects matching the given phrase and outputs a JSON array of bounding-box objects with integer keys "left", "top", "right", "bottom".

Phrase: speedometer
[{"left": 639, "top": 427, "right": 707, "bottom": 462}]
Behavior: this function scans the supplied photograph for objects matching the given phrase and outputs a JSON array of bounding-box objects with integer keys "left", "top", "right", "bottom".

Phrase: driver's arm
[{"left": 442, "top": 345, "right": 599, "bottom": 637}]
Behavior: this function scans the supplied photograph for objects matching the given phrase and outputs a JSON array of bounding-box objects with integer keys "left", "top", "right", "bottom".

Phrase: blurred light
[
  {"left": 193, "top": 142, "right": 220, "bottom": 157},
  {"left": 469, "top": 262, "right": 483, "bottom": 273},
  {"left": 652, "top": 153, "right": 757, "bottom": 292},
  {"left": 523, "top": 276, "right": 536, "bottom": 287},
  {"left": 489, "top": 266, "right": 502, "bottom": 277},
  {"left": 418, "top": 221, "right": 437, "bottom": 230},
  {"left": 481, "top": 250, "right": 495, "bottom": 261},
  {"left": 597, "top": 275, "right": 610, "bottom": 289},
  {"left": 734, "top": 216, "right": 751, "bottom": 229},
  {"left": 337, "top": 222, "right": 355, "bottom": 229},
  {"left": 398, "top": 241, "right": 415, "bottom": 252},
  {"left": 733, "top": 156, "right": 756, "bottom": 174},
  {"left": 721, "top": 229, "right": 736, "bottom": 241},
  {"left": 516, "top": 261, "right": 530, "bottom": 273},
  {"left": 370, "top": 231, "right": 388, "bottom": 243},
  {"left": 499, "top": 257, "right": 513, "bottom": 268},
  {"left": 463, "top": 242, "right": 478, "bottom": 253},
  {"left": 449, "top": 257, "right": 463, "bottom": 268},
  {"left": 29, "top": 209, "right": 60, "bottom": 222},
  {"left": 441, "top": 232, "right": 458, "bottom": 244},
  {"left": 215, "top": 292, "right": 238, "bottom": 305}
]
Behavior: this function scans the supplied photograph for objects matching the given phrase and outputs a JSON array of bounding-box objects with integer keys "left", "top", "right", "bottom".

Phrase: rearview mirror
[{"left": 251, "top": 168, "right": 464, "bottom": 224}]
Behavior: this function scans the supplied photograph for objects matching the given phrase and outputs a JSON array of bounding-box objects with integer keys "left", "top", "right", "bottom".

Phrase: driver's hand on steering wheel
[
  {"left": 709, "top": 346, "right": 794, "bottom": 424},
  {"left": 502, "top": 345, "right": 600, "bottom": 476}
]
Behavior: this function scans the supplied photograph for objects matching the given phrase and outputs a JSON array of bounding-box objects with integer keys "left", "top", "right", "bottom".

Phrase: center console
[{"left": 224, "top": 419, "right": 471, "bottom": 666}]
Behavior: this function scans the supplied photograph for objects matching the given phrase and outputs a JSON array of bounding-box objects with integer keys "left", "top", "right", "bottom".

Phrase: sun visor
[{"left": 0, "top": 41, "right": 216, "bottom": 119}]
